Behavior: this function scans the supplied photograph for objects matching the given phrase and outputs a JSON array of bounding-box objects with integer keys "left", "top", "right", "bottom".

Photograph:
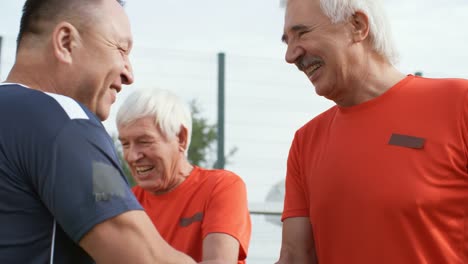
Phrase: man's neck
[
  {"left": 333, "top": 56, "right": 406, "bottom": 107},
  {"left": 6, "top": 63, "right": 59, "bottom": 94}
]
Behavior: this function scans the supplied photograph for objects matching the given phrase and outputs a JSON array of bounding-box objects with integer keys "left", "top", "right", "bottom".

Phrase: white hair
[
  {"left": 319, "top": 0, "right": 399, "bottom": 65},
  {"left": 116, "top": 88, "right": 192, "bottom": 154}
]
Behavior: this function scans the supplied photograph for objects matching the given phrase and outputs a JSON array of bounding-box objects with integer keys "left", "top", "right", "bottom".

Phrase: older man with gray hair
[
  {"left": 278, "top": 0, "right": 468, "bottom": 263},
  {"left": 117, "top": 88, "right": 251, "bottom": 264}
]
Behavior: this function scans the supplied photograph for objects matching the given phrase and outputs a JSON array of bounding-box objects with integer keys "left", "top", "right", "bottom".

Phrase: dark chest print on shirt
[{"left": 179, "top": 212, "right": 204, "bottom": 227}]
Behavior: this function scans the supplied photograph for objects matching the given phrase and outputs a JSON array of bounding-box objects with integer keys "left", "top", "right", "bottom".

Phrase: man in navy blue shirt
[{"left": 0, "top": 0, "right": 198, "bottom": 263}]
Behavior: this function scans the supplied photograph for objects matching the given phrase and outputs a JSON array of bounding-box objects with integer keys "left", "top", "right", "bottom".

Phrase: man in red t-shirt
[
  {"left": 278, "top": 0, "right": 468, "bottom": 263},
  {"left": 117, "top": 88, "right": 251, "bottom": 264}
]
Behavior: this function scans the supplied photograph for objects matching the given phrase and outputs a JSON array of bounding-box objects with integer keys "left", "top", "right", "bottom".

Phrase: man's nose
[
  {"left": 121, "top": 56, "right": 134, "bottom": 85},
  {"left": 124, "top": 146, "right": 142, "bottom": 163},
  {"left": 285, "top": 42, "right": 304, "bottom": 65}
]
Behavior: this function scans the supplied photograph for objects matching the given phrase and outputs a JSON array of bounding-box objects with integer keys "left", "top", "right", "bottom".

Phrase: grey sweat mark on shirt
[{"left": 92, "top": 161, "right": 126, "bottom": 201}]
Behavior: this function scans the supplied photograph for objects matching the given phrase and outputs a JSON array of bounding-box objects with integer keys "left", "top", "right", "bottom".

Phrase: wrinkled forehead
[
  {"left": 118, "top": 116, "right": 159, "bottom": 138},
  {"left": 283, "top": 0, "right": 328, "bottom": 31}
]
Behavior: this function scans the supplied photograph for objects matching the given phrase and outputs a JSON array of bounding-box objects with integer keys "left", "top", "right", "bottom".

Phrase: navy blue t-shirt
[{"left": 0, "top": 84, "right": 142, "bottom": 263}]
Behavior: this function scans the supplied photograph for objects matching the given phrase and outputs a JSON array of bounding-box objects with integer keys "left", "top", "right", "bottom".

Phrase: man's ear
[
  {"left": 350, "top": 11, "right": 370, "bottom": 43},
  {"left": 177, "top": 125, "right": 189, "bottom": 153},
  {"left": 52, "top": 22, "right": 80, "bottom": 64}
]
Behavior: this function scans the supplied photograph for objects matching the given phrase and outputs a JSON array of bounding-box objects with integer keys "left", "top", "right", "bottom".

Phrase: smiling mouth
[
  {"left": 305, "top": 63, "right": 323, "bottom": 79},
  {"left": 136, "top": 166, "right": 154, "bottom": 175}
]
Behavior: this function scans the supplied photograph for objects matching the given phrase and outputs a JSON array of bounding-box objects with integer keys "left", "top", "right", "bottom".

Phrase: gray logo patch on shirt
[
  {"left": 179, "top": 212, "right": 204, "bottom": 227},
  {"left": 388, "top": 133, "right": 425, "bottom": 149},
  {"left": 92, "top": 161, "right": 126, "bottom": 201}
]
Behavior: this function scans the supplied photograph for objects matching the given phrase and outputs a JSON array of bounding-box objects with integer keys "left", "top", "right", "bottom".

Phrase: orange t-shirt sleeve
[
  {"left": 462, "top": 88, "right": 468, "bottom": 164},
  {"left": 202, "top": 172, "right": 251, "bottom": 260},
  {"left": 282, "top": 131, "right": 309, "bottom": 221}
]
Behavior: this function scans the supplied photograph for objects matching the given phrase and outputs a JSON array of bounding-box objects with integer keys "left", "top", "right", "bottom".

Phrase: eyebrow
[{"left": 281, "top": 24, "right": 309, "bottom": 44}]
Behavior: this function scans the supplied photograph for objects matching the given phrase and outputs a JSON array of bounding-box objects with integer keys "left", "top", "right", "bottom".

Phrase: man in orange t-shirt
[
  {"left": 117, "top": 88, "right": 251, "bottom": 263},
  {"left": 278, "top": 0, "right": 468, "bottom": 263}
]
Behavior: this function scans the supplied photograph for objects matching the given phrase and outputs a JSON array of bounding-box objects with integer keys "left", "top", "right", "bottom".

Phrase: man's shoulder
[
  {"left": 196, "top": 167, "right": 243, "bottom": 183},
  {"left": 406, "top": 76, "right": 468, "bottom": 107},
  {"left": 0, "top": 83, "right": 49, "bottom": 108},
  {"left": 0, "top": 83, "right": 109, "bottom": 153},
  {"left": 0, "top": 83, "right": 96, "bottom": 123},
  {"left": 295, "top": 106, "right": 338, "bottom": 138},
  {"left": 192, "top": 167, "right": 246, "bottom": 194},
  {"left": 411, "top": 76, "right": 468, "bottom": 93},
  {"left": 44, "top": 92, "right": 91, "bottom": 121}
]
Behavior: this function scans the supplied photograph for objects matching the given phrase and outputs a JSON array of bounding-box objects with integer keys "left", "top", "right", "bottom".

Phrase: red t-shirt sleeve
[
  {"left": 202, "top": 172, "right": 251, "bottom": 260},
  {"left": 282, "top": 131, "right": 309, "bottom": 221},
  {"left": 462, "top": 87, "right": 468, "bottom": 167}
]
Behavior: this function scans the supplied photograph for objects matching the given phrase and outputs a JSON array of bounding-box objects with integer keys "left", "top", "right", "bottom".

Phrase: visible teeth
[
  {"left": 306, "top": 63, "right": 322, "bottom": 76},
  {"left": 136, "top": 166, "right": 153, "bottom": 174}
]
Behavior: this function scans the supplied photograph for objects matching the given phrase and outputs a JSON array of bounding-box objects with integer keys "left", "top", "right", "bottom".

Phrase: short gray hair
[
  {"left": 116, "top": 88, "right": 193, "bottom": 154},
  {"left": 319, "top": 0, "right": 399, "bottom": 65}
]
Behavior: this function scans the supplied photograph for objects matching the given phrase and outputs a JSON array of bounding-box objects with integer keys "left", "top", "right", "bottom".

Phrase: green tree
[
  {"left": 187, "top": 100, "right": 217, "bottom": 167},
  {"left": 187, "top": 99, "right": 237, "bottom": 168}
]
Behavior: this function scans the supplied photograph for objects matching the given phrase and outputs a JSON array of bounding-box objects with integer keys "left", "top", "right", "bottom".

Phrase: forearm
[
  {"left": 149, "top": 240, "right": 196, "bottom": 264},
  {"left": 165, "top": 250, "right": 197, "bottom": 264},
  {"left": 276, "top": 246, "right": 317, "bottom": 264},
  {"left": 277, "top": 217, "right": 317, "bottom": 264},
  {"left": 80, "top": 211, "right": 196, "bottom": 264},
  {"left": 202, "top": 233, "right": 239, "bottom": 264}
]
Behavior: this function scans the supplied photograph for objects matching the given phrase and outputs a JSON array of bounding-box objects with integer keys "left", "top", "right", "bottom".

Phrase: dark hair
[{"left": 16, "top": 0, "right": 125, "bottom": 48}]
